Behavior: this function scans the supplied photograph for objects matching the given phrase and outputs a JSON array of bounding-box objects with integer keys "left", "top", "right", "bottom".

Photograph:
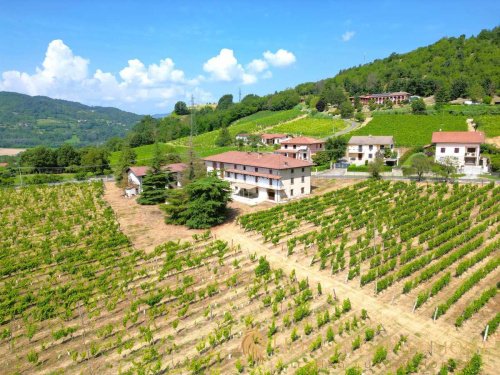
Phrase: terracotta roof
[
  {"left": 281, "top": 136, "right": 324, "bottom": 145},
  {"left": 431, "top": 131, "right": 485, "bottom": 144},
  {"left": 348, "top": 136, "right": 394, "bottom": 145},
  {"left": 165, "top": 163, "right": 187, "bottom": 173},
  {"left": 203, "top": 151, "right": 313, "bottom": 169},
  {"left": 225, "top": 168, "right": 282, "bottom": 180},
  {"left": 261, "top": 133, "right": 288, "bottom": 140},
  {"left": 127, "top": 166, "right": 150, "bottom": 177}
]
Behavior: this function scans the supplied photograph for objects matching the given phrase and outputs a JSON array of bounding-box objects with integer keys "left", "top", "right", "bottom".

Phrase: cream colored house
[
  {"left": 203, "top": 151, "right": 313, "bottom": 205},
  {"left": 347, "top": 135, "right": 399, "bottom": 166},
  {"left": 275, "top": 136, "right": 325, "bottom": 161}
]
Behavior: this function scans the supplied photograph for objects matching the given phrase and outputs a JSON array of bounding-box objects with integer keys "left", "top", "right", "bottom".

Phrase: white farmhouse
[
  {"left": 275, "top": 136, "right": 326, "bottom": 161},
  {"left": 261, "top": 133, "right": 289, "bottom": 145},
  {"left": 127, "top": 163, "right": 187, "bottom": 192},
  {"left": 431, "top": 131, "right": 489, "bottom": 175},
  {"left": 346, "top": 136, "right": 398, "bottom": 166},
  {"left": 127, "top": 166, "right": 150, "bottom": 193},
  {"left": 203, "top": 151, "right": 313, "bottom": 205}
]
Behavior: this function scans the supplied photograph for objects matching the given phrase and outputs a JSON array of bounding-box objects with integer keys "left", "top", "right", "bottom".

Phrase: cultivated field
[
  {"left": 350, "top": 114, "right": 468, "bottom": 146},
  {"left": 270, "top": 117, "right": 346, "bottom": 138},
  {"left": 1, "top": 180, "right": 498, "bottom": 374}
]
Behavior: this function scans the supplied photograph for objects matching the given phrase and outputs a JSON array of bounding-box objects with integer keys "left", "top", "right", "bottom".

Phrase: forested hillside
[
  {"left": 316, "top": 27, "right": 499, "bottom": 99},
  {"left": 0, "top": 92, "right": 141, "bottom": 147}
]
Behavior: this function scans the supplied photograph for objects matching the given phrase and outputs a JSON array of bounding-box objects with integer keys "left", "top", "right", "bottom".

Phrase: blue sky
[{"left": 0, "top": 1, "right": 498, "bottom": 114}]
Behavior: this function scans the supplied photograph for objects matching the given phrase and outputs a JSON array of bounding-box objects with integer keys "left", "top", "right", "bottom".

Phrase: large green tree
[
  {"left": 114, "top": 144, "right": 136, "bottom": 185},
  {"left": 80, "top": 147, "right": 110, "bottom": 175},
  {"left": 325, "top": 136, "right": 348, "bottom": 161},
  {"left": 215, "top": 125, "right": 232, "bottom": 147},
  {"left": 137, "top": 171, "right": 172, "bottom": 205},
  {"left": 217, "top": 94, "right": 234, "bottom": 111},
  {"left": 174, "top": 101, "right": 190, "bottom": 115}
]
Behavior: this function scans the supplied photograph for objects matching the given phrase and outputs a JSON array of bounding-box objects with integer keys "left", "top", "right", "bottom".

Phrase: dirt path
[
  {"left": 212, "top": 223, "right": 499, "bottom": 373},
  {"left": 103, "top": 182, "right": 203, "bottom": 252}
]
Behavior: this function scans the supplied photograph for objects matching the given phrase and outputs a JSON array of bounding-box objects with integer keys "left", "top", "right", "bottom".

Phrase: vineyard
[
  {"left": 1, "top": 180, "right": 498, "bottom": 374},
  {"left": 350, "top": 114, "right": 467, "bottom": 146},
  {"left": 270, "top": 116, "right": 346, "bottom": 138}
]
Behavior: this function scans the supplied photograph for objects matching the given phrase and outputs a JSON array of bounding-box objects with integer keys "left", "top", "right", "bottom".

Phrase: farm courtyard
[{"left": 0, "top": 179, "right": 498, "bottom": 374}]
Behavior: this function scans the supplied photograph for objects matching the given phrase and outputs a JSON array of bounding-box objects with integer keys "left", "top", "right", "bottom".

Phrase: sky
[{"left": 0, "top": 1, "right": 498, "bottom": 114}]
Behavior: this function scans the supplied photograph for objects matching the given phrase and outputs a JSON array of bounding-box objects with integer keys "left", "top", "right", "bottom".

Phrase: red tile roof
[
  {"left": 165, "top": 163, "right": 187, "bottom": 173},
  {"left": 127, "top": 166, "right": 150, "bottom": 177},
  {"left": 431, "top": 131, "right": 485, "bottom": 144},
  {"left": 261, "top": 133, "right": 288, "bottom": 140},
  {"left": 281, "top": 136, "right": 324, "bottom": 145},
  {"left": 203, "top": 151, "right": 313, "bottom": 169}
]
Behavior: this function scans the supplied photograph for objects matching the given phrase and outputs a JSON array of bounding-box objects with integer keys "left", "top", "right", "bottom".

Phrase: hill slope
[
  {"left": 0, "top": 91, "right": 142, "bottom": 148},
  {"left": 319, "top": 27, "right": 499, "bottom": 98}
]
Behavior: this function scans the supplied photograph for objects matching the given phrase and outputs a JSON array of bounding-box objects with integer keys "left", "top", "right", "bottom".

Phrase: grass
[
  {"left": 270, "top": 117, "right": 346, "bottom": 138},
  {"left": 476, "top": 115, "right": 500, "bottom": 138},
  {"left": 349, "top": 114, "right": 467, "bottom": 147},
  {"left": 111, "top": 109, "right": 302, "bottom": 165}
]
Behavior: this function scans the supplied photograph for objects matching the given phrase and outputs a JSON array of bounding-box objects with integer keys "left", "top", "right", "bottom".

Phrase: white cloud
[
  {"left": 203, "top": 48, "right": 250, "bottom": 82},
  {"left": 263, "top": 49, "right": 296, "bottom": 67},
  {"left": 247, "top": 59, "right": 268, "bottom": 73},
  {"left": 342, "top": 31, "right": 356, "bottom": 42}
]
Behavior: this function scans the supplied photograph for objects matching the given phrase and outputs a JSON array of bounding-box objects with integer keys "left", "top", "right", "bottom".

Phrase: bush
[{"left": 372, "top": 346, "right": 387, "bottom": 365}]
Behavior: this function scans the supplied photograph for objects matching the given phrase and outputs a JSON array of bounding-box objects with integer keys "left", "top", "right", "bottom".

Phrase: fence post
[{"left": 483, "top": 324, "right": 489, "bottom": 342}]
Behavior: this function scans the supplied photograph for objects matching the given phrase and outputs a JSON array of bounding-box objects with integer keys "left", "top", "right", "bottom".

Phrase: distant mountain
[
  {"left": 0, "top": 92, "right": 142, "bottom": 148},
  {"left": 151, "top": 113, "right": 170, "bottom": 119}
]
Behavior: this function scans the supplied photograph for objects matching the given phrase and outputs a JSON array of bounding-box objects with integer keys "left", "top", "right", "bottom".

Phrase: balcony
[{"left": 465, "top": 152, "right": 477, "bottom": 157}]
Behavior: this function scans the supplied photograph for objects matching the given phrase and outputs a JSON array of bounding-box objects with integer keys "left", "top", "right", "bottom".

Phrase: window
[
  {"left": 368, "top": 154, "right": 373, "bottom": 159},
  {"left": 301, "top": 187, "right": 304, "bottom": 194},
  {"left": 291, "top": 178, "right": 294, "bottom": 184},
  {"left": 358, "top": 145, "right": 362, "bottom": 152},
  {"left": 255, "top": 176, "right": 258, "bottom": 183},
  {"left": 255, "top": 167, "right": 258, "bottom": 172},
  {"left": 467, "top": 148, "right": 476, "bottom": 153},
  {"left": 269, "top": 169, "right": 272, "bottom": 174},
  {"left": 290, "top": 189, "right": 294, "bottom": 196},
  {"left": 243, "top": 166, "right": 246, "bottom": 171},
  {"left": 285, "top": 145, "right": 288, "bottom": 149},
  {"left": 319, "top": 144, "right": 322, "bottom": 148},
  {"left": 454, "top": 148, "right": 459, "bottom": 153},
  {"left": 303, "top": 153, "right": 307, "bottom": 159},
  {"left": 301, "top": 167, "right": 305, "bottom": 172},
  {"left": 301, "top": 176, "right": 305, "bottom": 183},
  {"left": 269, "top": 179, "right": 272, "bottom": 186},
  {"left": 293, "top": 145, "right": 297, "bottom": 149},
  {"left": 234, "top": 164, "right": 237, "bottom": 169},
  {"left": 369, "top": 145, "right": 373, "bottom": 151},
  {"left": 291, "top": 168, "right": 294, "bottom": 174},
  {"left": 441, "top": 148, "right": 445, "bottom": 153},
  {"left": 243, "top": 175, "right": 246, "bottom": 181}
]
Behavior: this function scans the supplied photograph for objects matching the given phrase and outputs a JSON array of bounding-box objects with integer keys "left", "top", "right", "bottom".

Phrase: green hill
[
  {"left": 307, "top": 27, "right": 500, "bottom": 99},
  {"left": 0, "top": 91, "right": 142, "bottom": 148}
]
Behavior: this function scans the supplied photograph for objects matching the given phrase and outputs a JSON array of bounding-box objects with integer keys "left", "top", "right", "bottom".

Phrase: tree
[
  {"left": 354, "top": 111, "right": 365, "bottom": 122},
  {"left": 80, "top": 147, "right": 110, "bottom": 175},
  {"left": 340, "top": 101, "right": 354, "bottom": 118},
  {"left": 368, "top": 99, "right": 377, "bottom": 111},
  {"left": 433, "top": 156, "right": 458, "bottom": 182},
  {"left": 56, "top": 144, "right": 81, "bottom": 168},
  {"left": 312, "top": 151, "right": 330, "bottom": 166},
  {"left": 468, "top": 83, "right": 485, "bottom": 102},
  {"left": 114, "top": 144, "right": 136, "bottom": 185},
  {"left": 163, "top": 174, "right": 231, "bottom": 228},
  {"left": 215, "top": 125, "right": 232, "bottom": 147},
  {"left": 368, "top": 157, "right": 384, "bottom": 179},
  {"left": 151, "top": 142, "right": 165, "bottom": 173},
  {"left": 174, "top": 101, "right": 190, "bottom": 115},
  {"left": 137, "top": 171, "right": 172, "bottom": 205},
  {"left": 383, "top": 98, "right": 393, "bottom": 109},
  {"left": 217, "top": 94, "right": 234, "bottom": 111},
  {"left": 20, "top": 146, "right": 57, "bottom": 173},
  {"left": 354, "top": 96, "right": 362, "bottom": 112},
  {"left": 315, "top": 98, "right": 326, "bottom": 112},
  {"left": 434, "top": 85, "right": 450, "bottom": 106},
  {"left": 325, "top": 136, "right": 347, "bottom": 162},
  {"left": 404, "top": 153, "right": 431, "bottom": 181},
  {"left": 473, "top": 121, "right": 480, "bottom": 132},
  {"left": 411, "top": 98, "right": 426, "bottom": 114},
  {"left": 450, "top": 78, "right": 468, "bottom": 100}
]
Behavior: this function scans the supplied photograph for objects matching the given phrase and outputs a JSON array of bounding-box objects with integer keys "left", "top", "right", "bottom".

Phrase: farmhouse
[
  {"left": 346, "top": 135, "right": 399, "bottom": 166},
  {"left": 261, "top": 133, "right": 289, "bottom": 145},
  {"left": 431, "top": 131, "right": 489, "bottom": 175},
  {"left": 203, "top": 151, "right": 313, "bottom": 205},
  {"left": 127, "top": 163, "right": 187, "bottom": 192},
  {"left": 275, "top": 136, "right": 325, "bottom": 161},
  {"left": 351, "top": 92, "right": 410, "bottom": 105},
  {"left": 235, "top": 133, "right": 250, "bottom": 143}
]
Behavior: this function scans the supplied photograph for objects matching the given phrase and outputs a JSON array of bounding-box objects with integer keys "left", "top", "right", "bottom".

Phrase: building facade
[
  {"left": 261, "top": 133, "right": 289, "bottom": 145},
  {"left": 203, "top": 151, "right": 313, "bottom": 205},
  {"left": 432, "top": 131, "right": 489, "bottom": 175},
  {"left": 350, "top": 92, "right": 410, "bottom": 106},
  {"left": 276, "top": 136, "right": 325, "bottom": 161},
  {"left": 346, "top": 135, "right": 398, "bottom": 166}
]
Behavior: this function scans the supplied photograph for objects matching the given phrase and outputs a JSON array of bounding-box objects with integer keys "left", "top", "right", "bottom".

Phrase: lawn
[
  {"left": 476, "top": 115, "right": 500, "bottom": 138},
  {"left": 349, "top": 114, "right": 467, "bottom": 147},
  {"left": 270, "top": 117, "right": 346, "bottom": 138}
]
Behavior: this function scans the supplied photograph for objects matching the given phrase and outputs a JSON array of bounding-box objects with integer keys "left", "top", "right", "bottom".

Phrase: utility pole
[
  {"left": 238, "top": 87, "right": 242, "bottom": 102},
  {"left": 188, "top": 94, "right": 196, "bottom": 181}
]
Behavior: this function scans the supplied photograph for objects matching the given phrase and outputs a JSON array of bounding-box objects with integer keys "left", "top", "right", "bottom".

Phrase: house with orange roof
[
  {"left": 275, "top": 136, "right": 325, "bottom": 161},
  {"left": 431, "top": 131, "right": 489, "bottom": 175},
  {"left": 260, "top": 133, "right": 290, "bottom": 145},
  {"left": 203, "top": 151, "right": 313, "bottom": 204}
]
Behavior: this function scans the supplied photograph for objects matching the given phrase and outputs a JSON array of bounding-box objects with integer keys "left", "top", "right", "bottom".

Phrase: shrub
[
  {"left": 365, "top": 327, "right": 375, "bottom": 342},
  {"left": 372, "top": 346, "right": 387, "bottom": 365},
  {"left": 352, "top": 335, "right": 361, "bottom": 350}
]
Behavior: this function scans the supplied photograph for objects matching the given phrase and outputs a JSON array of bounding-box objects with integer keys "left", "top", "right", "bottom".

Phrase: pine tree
[
  {"left": 137, "top": 171, "right": 172, "bottom": 205},
  {"left": 215, "top": 125, "right": 232, "bottom": 147},
  {"left": 151, "top": 142, "right": 164, "bottom": 173},
  {"left": 114, "top": 144, "right": 136, "bottom": 185}
]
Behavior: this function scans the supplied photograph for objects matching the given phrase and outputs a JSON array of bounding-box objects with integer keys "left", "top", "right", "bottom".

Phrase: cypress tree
[{"left": 137, "top": 171, "right": 172, "bottom": 205}]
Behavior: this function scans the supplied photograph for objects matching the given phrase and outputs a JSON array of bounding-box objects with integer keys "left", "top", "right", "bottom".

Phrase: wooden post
[
  {"left": 483, "top": 324, "right": 489, "bottom": 342},
  {"left": 429, "top": 341, "right": 433, "bottom": 355},
  {"left": 433, "top": 307, "right": 438, "bottom": 322},
  {"left": 333, "top": 288, "right": 337, "bottom": 301},
  {"left": 412, "top": 300, "right": 417, "bottom": 313}
]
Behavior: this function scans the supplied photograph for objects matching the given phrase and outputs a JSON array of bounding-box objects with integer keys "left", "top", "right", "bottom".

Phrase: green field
[
  {"left": 350, "top": 114, "right": 468, "bottom": 146},
  {"left": 270, "top": 116, "right": 346, "bottom": 137},
  {"left": 476, "top": 115, "right": 500, "bottom": 138},
  {"left": 111, "top": 109, "right": 303, "bottom": 165}
]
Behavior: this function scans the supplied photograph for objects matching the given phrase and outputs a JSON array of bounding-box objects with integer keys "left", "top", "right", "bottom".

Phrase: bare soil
[{"left": 0, "top": 148, "right": 26, "bottom": 156}]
